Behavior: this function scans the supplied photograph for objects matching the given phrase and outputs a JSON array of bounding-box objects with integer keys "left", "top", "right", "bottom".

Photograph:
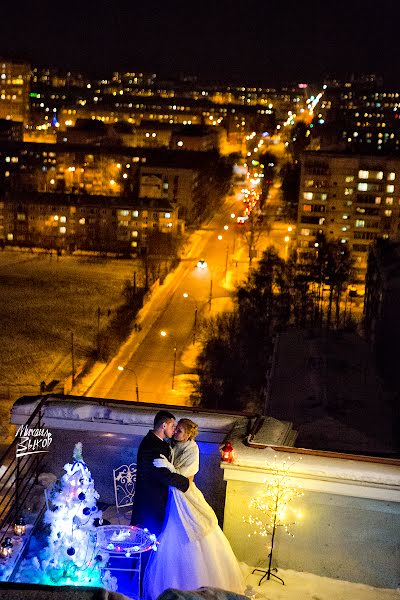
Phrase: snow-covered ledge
[
  {"left": 10, "top": 395, "right": 252, "bottom": 444},
  {"left": 221, "top": 442, "right": 400, "bottom": 502},
  {"left": 221, "top": 437, "right": 400, "bottom": 589}
]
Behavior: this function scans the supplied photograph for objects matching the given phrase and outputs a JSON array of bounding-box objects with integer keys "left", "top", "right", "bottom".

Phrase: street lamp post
[
  {"left": 224, "top": 243, "right": 229, "bottom": 278},
  {"left": 117, "top": 365, "right": 139, "bottom": 402},
  {"left": 182, "top": 293, "right": 198, "bottom": 344},
  {"left": 284, "top": 235, "right": 290, "bottom": 260},
  {"left": 160, "top": 331, "right": 177, "bottom": 390}
]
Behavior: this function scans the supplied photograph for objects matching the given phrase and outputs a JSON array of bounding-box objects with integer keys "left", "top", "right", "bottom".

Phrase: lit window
[
  {"left": 358, "top": 170, "right": 369, "bottom": 179},
  {"left": 357, "top": 183, "right": 368, "bottom": 191},
  {"left": 384, "top": 210, "right": 392, "bottom": 216},
  {"left": 387, "top": 185, "right": 395, "bottom": 193},
  {"left": 321, "top": 193, "right": 327, "bottom": 200},
  {"left": 17, "top": 213, "right": 26, "bottom": 221},
  {"left": 305, "top": 179, "right": 314, "bottom": 187},
  {"left": 303, "top": 204, "right": 312, "bottom": 212},
  {"left": 132, "top": 210, "right": 139, "bottom": 217},
  {"left": 131, "top": 241, "right": 138, "bottom": 247},
  {"left": 7, "top": 233, "right": 13, "bottom": 241},
  {"left": 355, "top": 219, "right": 365, "bottom": 228},
  {"left": 53, "top": 215, "right": 59, "bottom": 221},
  {"left": 341, "top": 239, "right": 348, "bottom": 244},
  {"left": 300, "top": 228, "right": 310, "bottom": 236},
  {"left": 386, "top": 197, "right": 393, "bottom": 205},
  {"left": 132, "top": 231, "right": 138, "bottom": 237},
  {"left": 79, "top": 218, "right": 85, "bottom": 225},
  {"left": 388, "top": 172, "right": 396, "bottom": 181},
  {"left": 177, "top": 141, "right": 184, "bottom": 147},
  {"left": 376, "top": 171, "right": 383, "bottom": 180},
  {"left": 303, "top": 192, "right": 313, "bottom": 200},
  {"left": 60, "top": 216, "right": 67, "bottom": 223},
  {"left": 342, "top": 214, "right": 349, "bottom": 219},
  {"left": 59, "top": 227, "right": 66, "bottom": 234},
  {"left": 119, "top": 210, "right": 130, "bottom": 217},
  {"left": 345, "top": 175, "right": 354, "bottom": 182},
  {"left": 344, "top": 188, "right": 353, "bottom": 195},
  {"left": 375, "top": 197, "right": 381, "bottom": 204},
  {"left": 164, "top": 212, "right": 171, "bottom": 218},
  {"left": 341, "top": 226, "right": 347, "bottom": 231}
]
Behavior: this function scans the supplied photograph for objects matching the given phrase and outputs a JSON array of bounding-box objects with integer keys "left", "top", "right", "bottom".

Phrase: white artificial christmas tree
[{"left": 17, "top": 442, "right": 116, "bottom": 590}]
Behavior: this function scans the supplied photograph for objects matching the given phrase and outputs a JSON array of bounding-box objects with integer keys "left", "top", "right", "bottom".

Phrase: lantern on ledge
[
  {"left": 220, "top": 441, "right": 235, "bottom": 463},
  {"left": 0, "top": 537, "right": 13, "bottom": 558},
  {"left": 14, "top": 516, "right": 26, "bottom": 536}
]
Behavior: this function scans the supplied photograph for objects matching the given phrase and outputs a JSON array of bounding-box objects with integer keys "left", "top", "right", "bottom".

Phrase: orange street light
[
  {"left": 117, "top": 365, "right": 139, "bottom": 402},
  {"left": 160, "top": 331, "right": 177, "bottom": 389},
  {"left": 183, "top": 293, "right": 198, "bottom": 344}
]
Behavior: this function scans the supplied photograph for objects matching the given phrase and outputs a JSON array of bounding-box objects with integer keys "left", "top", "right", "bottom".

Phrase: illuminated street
[{"left": 82, "top": 196, "right": 246, "bottom": 403}]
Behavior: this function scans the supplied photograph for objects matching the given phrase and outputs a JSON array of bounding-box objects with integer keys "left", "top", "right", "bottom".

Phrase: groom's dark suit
[{"left": 131, "top": 430, "right": 189, "bottom": 535}]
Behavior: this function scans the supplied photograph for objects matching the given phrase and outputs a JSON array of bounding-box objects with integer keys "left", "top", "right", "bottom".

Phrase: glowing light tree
[
  {"left": 244, "top": 456, "right": 303, "bottom": 586},
  {"left": 18, "top": 443, "right": 116, "bottom": 590}
]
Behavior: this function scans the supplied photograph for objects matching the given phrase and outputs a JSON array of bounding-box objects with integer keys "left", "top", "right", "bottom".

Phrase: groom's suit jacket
[{"left": 131, "top": 430, "right": 189, "bottom": 535}]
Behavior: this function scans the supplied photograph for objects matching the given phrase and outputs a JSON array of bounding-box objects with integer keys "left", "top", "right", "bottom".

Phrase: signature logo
[{"left": 15, "top": 424, "right": 52, "bottom": 458}]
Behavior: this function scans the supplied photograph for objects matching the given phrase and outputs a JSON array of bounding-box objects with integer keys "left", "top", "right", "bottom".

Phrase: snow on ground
[{"left": 240, "top": 564, "right": 400, "bottom": 600}]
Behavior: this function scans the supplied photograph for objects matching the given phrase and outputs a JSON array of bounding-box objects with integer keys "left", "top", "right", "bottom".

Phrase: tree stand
[{"left": 251, "top": 497, "right": 285, "bottom": 586}]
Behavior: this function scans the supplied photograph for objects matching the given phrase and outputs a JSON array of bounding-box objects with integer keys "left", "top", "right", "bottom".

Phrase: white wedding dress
[{"left": 143, "top": 440, "right": 244, "bottom": 600}]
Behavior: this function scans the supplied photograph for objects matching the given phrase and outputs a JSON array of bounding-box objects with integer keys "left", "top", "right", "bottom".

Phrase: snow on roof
[{"left": 11, "top": 395, "right": 253, "bottom": 443}]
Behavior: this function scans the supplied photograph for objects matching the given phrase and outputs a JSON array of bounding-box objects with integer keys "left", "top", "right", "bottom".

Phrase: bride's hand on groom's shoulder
[{"left": 153, "top": 454, "right": 176, "bottom": 472}]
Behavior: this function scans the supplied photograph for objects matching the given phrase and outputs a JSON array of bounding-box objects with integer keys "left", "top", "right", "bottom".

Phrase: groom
[{"left": 131, "top": 410, "right": 189, "bottom": 536}]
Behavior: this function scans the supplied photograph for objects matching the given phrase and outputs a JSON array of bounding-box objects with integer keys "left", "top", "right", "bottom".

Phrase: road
[
  {"left": 82, "top": 195, "right": 246, "bottom": 405},
  {"left": 82, "top": 143, "right": 295, "bottom": 405}
]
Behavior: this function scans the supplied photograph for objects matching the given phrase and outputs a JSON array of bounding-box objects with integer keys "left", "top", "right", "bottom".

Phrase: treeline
[{"left": 195, "top": 237, "right": 353, "bottom": 412}]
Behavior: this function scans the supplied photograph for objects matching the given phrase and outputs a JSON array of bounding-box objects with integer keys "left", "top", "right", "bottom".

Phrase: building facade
[
  {"left": 0, "top": 191, "right": 179, "bottom": 254},
  {"left": 297, "top": 152, "right": 400, "bottom": 282},
  {"left": 364, "top": 239, "right": 400, "bottom": 386},
  {"left": 0, "top": 59, "right": 30, "bottom": 124}
]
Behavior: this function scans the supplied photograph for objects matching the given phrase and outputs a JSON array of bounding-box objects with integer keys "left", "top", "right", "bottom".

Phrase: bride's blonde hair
[{"left": 178, "top": 418, "right": 199, "bottom": 440}]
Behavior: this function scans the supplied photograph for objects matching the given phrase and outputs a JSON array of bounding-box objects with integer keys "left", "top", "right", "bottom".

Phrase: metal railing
[{"left": 0, "top": 396, "right": 47, "bottom": 544}]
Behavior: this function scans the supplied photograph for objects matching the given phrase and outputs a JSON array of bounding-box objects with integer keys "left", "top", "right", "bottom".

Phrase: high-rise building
[
  {"left": 296, "top": 151, "right": 400, "bottom": 282},
  {"left": 314, "top": 79, "right": 400, "bottom": 154},
  {"left": 0, "top": 59, "right": 31, "bottom": 124}
]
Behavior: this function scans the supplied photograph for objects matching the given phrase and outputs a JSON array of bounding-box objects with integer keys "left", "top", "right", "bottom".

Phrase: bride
[{"left": 143, "top": 418, "right": 244, "bottom": 600}]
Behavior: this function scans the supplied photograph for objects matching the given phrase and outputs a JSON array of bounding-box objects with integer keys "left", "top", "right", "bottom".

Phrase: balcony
[{"left": 0, "top": 394, "right": 398, "bottom": 599}]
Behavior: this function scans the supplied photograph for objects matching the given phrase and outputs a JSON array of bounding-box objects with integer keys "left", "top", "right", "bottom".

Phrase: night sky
[{"left": 2, "top": 0, "right": 400, "bottom": 86}]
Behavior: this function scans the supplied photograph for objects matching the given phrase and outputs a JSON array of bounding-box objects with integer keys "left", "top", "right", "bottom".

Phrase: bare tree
[{"left": 238, "top": 211, "right": 267, "bottom": 265}]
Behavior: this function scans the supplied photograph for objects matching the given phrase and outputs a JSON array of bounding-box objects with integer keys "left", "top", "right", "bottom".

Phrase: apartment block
[
  {"left": 0, "top": 191, "right": 179, "bottom": 254},
  {"left": 0, "top": 59, "right": 30, "bottom": 124},
  {"left": 297, "top": 152, "right": 400, "bottom": 282}
]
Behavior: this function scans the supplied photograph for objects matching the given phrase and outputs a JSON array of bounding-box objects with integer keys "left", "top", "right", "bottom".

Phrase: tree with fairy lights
[
  {"left": 244, "top": 456, "right": 303, "bottom": 585},
  {"left": 38, "top": 442, "right": 116, "bottom": 589}
]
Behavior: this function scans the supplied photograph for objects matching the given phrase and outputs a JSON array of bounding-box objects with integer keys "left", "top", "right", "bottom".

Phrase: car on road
[{"left": 196, "top": 259, "right": 207, "bottom": 269}]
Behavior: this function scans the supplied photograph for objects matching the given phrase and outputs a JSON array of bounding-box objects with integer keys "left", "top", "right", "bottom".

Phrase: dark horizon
[{"left": 2, "top": 1, "right": 400, "bottom": 88}]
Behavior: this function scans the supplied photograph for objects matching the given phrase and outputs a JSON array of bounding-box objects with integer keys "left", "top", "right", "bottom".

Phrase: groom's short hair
[{"left": 153, "top": 410, "right": 175, "bottom": 430}]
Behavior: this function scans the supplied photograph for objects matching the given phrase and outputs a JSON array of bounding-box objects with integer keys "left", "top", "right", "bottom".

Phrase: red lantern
[{"left": 221, "top": 441, "right": 235, "bottom": 463}]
